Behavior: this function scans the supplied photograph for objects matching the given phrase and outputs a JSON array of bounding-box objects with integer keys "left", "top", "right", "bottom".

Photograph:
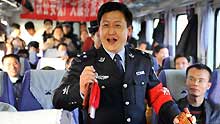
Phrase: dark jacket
[
  {"left": 53, "top": 46, "right": 180, "bottom": 124},
  {"left": 177, "top": 97, "right": 220, "bottom": 124}
]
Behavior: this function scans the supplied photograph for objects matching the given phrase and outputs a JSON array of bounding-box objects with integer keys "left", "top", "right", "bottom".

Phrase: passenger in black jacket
[
  {"left": 177, "top": 63, "right": 220, "bottom": 124},
  {"left": 53, "top": 2, "right": 192, "bottom": 124}
]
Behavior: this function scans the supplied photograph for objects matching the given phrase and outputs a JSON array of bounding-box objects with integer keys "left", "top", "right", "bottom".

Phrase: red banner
[{"left": 20, "top": 0, "right": 123, "bottom": 21}]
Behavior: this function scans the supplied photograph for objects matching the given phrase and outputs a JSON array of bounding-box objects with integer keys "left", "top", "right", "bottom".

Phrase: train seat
[
  {"left": 18, "top": 70, "right": 66, "bottom": 111},
  {"left": 158, "top": 69, "right": 187, "bottom": 101}
]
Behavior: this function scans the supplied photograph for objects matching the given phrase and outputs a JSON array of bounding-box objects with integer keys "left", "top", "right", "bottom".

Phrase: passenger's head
[
  {"left": 28, "top": 41, "right": 39, "bottom": 53},
  {"left": 174, "top": 54, "right": 191, "bottom": 70},
  {"left": 11, "top": 23, "right": 20, "bottom": 30},
  {"left": 52, "top": 25, "right": 64, "bottom": 40},
  {"left": 43, "top": 19, "right": 53, "bottom": 30},
  {"left": 186, "top": 63, "right": 212, "bottom": 98},
  {"left": 97, "top": 2, "right": 133, "bottom": 53},
  {"left": 57, "top": 43, "right": 68, "bottom": 52},
  {"left": 2, "top": 54, "right": 21, "bottom": 77},
  {"left": 10, "top": 23, "right": 20, "bottom": 38},
  {"left": 80, "top": 30, "right": 89, "bottom": 42},
  {"left": 17, "top": 49, "right": 29, "bottom": 59},
  {"left": 153, "top": 44, "right": 169, "bottom": 65},
  {"left": 137, "top": 41, "right": 148, "bottom": 51},
  {"left": 62, "top": 22, "right": 72, "bottom": 35},
  {"left": 88, "top": 20, "right": 99, "bottom": 36},
  {"left": 11, "top": 37, "right": 26, "bottom": 52},
  {"left": 24, "top": 21, "right": 35, "bottom": 35}
]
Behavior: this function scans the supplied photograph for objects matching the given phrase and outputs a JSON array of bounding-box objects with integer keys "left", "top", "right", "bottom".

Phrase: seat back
[
  {"left": 36, "top": 58, "right": 66, "bottom": 70},
  {"left": 19, "top": 57, "right": 31, "bottom": 76},
  {"left": 0, "top": 72, "right": 15, "bottom": 107},
  {"left": 44, "top": 49, "right": 66, "bottom": 58},
  {"left": 158, "top": 69, "right": 187, "bottom": 101},
  {"left": 0, "top": 109, "right": 73, "bottom": 124},
  {"left": 208, "top": 69, "right": 220, "bottom": 105},
  {"left": 152, "top": 57, "right": 160, "bottom": 72},
  {"left": 162, "top": 56, "right": 175, "bottom": 69},
  {"left": 18, "top": 70, "right": 66, "bottom": 111}
]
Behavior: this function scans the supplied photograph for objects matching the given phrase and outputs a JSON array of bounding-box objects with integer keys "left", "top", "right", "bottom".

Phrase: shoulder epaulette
[
  {"left": 73, "top": 49, "right": 97, "bottom": 63},
  {"left": 131, "top": 48, "right": 154, "bottom": 67}
]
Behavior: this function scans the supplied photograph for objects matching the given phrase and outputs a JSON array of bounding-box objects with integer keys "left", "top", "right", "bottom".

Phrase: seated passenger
[
  {"left": 57, "top": 43, "right": 69, "bottom": 61},
  {"left": 176, "top": 64, "right": 220, "bottom": 124},
  {"left": 153, "top": 44, "right": 169, "bottom": 74},
  {"left": 42, "top": 25, "right": 75, "bottom": 53},
  {"left": 174, "top": 54, "right": 191, "bottom": 70},
  {"left": 28, "top": 41, "right": 40, "bottom": 69},
  {"left": 2, "top": 54, "right": 22, "bottom": 108}
]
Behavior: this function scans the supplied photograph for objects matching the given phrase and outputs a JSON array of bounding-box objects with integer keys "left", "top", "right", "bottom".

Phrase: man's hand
[
  {"left": 173, "top": 108, "right": 196, "bottom": 124},
  {"left": 80, "top": 66, "right": 96, "bottom": 95}
]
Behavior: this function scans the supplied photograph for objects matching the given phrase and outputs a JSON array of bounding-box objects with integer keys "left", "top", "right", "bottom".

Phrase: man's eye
[
  {"left": 115, "top": 25, "right": 121, "bottom": 28},
  {"left": 102, "top": 24, "right": 108, "bottom": 27}
]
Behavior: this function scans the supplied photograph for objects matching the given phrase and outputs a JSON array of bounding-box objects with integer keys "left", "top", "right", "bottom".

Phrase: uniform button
[
  {"left": 141, "top": 82, "right": 145, "bottom": 85},
  {"left": 71, "top": 101, "right": 77, "bottom": 104},
  {"left": 123, "top": 84, "right": 128, "bottom": 88},
  {"left": 127, "top": 117, "right": 131, "bottom": 122},
  {"left": 125, "top": 101, "right": 130, "bottom": 105},
  {"left": 101, "top": 85, "right": 105, "bottom": 89}
]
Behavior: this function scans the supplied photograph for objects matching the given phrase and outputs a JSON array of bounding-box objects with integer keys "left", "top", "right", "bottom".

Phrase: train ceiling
[{"left": 0, "top": 0, "right": 209, "bottom": 19}]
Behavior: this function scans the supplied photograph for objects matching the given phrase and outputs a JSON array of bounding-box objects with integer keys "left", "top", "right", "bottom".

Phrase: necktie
[{"left": 114, "top": 54, "right": 124, "bottom": 76}]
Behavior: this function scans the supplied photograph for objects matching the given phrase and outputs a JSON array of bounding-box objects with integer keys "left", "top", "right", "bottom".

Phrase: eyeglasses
[{"left": 187, "top": 76, "right": 209, "bottom": 84}]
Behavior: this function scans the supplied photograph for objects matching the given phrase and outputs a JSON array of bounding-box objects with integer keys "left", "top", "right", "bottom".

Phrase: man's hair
[
  {"left": 24, "top": 21, "right": 35, "bottom": 30},
  {"left": 97, "top": 2, "right": 133, "bottom": 27},
  {"left": 2, "top": 54, "right": 20, "bottom": 63},
  {"left": 57, "top": 42, "right": 68, "bottom": 49},
  {"left": 152, "top": 44, "right": 167, "bottom": 56},
  {"left": 174, "top": 54, "right": 190, "bottom": 63},
  {"left": 17, "top": 49, "right": 29, "bottom": 58},
  {"left": 43, "top": 19, "right": 53, "bottom": 25},
  {"left": 11, "top": 23, "right": 20, "bottom": 29},
  {"left": 52, "top": 25, "right": 63, "bottom": 34},
  {"left": 28, "top": 41, "right": 39, "bottom": 49},
  {"left": 186, "top": 63, "right": 212, "bottom": 81}
]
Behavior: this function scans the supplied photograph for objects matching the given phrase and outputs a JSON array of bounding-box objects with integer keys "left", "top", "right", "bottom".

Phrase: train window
[
  {"left": 215, "top": 9, "right": 220, "bottom": 68},
  {"left": 154, "top": 18, "right": 159, "bottom": 28},
  {"left": 176, "top": 14, "right": 188, "bottom": 45}
]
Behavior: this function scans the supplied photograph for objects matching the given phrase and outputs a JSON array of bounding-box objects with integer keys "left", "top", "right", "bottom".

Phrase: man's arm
[{"left": 53, "top": 60, "right": 84, "bottom": 111}]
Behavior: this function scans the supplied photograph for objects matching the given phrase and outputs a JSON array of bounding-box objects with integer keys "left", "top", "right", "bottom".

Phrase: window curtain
[
  {"left": 197, "top": 2, "right": 214, "bottom": 68},
  {"left": 176, "top": 11, "right": 198, "bottom": 62}
]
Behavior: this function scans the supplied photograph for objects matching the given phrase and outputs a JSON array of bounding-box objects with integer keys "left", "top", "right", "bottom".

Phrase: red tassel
[{"left": 88, "top": 81, "right": 100, "bottom": 119}]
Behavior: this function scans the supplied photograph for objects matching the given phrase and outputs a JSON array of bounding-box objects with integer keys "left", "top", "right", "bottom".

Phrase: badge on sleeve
[{"left": 98, "top": 57, "right": 105, "bottom": 62}]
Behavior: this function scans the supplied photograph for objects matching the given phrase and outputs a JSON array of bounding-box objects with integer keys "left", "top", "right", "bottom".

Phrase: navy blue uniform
[{"left": 53, "top": 46, "right": 180, "bottom": 124}]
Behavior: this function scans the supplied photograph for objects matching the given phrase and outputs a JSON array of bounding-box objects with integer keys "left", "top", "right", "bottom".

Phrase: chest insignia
[
  {"left": 96, "top": 73, "right": 109, "bottom": 80},
  {"left": 136, "top": 71, "right": 145, "bottom": 76}
]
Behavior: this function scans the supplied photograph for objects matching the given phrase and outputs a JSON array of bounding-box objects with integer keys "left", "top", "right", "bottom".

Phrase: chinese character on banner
[{"left": 20, "top": 0, "right": 123, "bottom": 21}]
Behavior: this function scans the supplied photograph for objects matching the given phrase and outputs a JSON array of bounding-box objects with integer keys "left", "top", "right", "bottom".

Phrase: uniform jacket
[
  {"left": 53, "top": 46, "right": 180, "bottom": 124},
  {"left": 177, "top": 97, "right": 220, "bottom": 124}
]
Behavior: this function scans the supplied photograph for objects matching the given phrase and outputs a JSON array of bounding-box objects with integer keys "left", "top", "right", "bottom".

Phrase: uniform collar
[{"left": 103, "top": 47, "right": 125, "bottom": 62}]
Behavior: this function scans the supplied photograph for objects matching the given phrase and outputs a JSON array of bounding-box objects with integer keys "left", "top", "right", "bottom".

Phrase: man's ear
[
  {"left": 207, "top": 82, "right": 212, "bottom": 90},
  {"left": 127, "top": 25, "right": 132, "bottom": 37}
]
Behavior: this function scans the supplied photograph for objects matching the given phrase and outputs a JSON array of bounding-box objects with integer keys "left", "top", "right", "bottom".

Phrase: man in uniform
[{"left": 53, "top": 2, "right": 193, "bottom": 124}]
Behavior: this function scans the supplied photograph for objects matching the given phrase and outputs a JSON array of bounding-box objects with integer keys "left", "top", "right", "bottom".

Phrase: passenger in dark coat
[{"left": 177, "top": 64, "right": 220, "bottom": 124}]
